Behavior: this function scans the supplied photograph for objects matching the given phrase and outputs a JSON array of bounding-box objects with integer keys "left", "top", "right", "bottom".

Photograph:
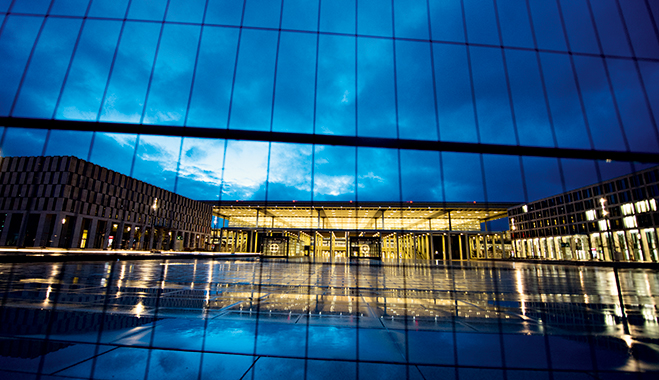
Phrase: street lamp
[
  {"left": 601, "top": 198, "right": 631, "bottom": 334},
  {"left": 151, "top": 198, "right": 158, "bottom": 250},
  {"left": 600, "top": 197, "right": 613, "bottom": 261}
]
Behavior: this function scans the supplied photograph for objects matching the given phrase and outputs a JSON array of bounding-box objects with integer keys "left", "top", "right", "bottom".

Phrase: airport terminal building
[{"left": 211, "top": 200, "right": 515, "bottom": 261}]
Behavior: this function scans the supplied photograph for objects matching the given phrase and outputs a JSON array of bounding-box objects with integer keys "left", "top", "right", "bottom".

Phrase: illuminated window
[
  {"left": 635, "top": 200, "right": 649, "bottom": 213},
  {"left": 522, "top": 205, "right": 528, "bottom": 213},
  {"left": 623, "top": 216, "right": 637, "bottom": 228},
  {"left": 621, "top": 203, "right": 634, "bottom": 216},
  {"left": 585, "top": 210, "right": 597, "bottom": 221},
  {"left": 598, "top": 220, "right": 609, "bottom": 231}
]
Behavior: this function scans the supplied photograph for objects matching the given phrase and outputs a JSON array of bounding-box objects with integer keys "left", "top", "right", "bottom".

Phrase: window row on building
[
  {"left": 0, "top": 156, "right": 212, "bottom": 251},
  {"left": 509, "top": 166, "right": 659, "bottom": 262}
]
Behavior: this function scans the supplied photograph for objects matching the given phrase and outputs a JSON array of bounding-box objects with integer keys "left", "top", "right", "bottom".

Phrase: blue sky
[{"left": 0, "top": 0, "right": 658, "bottom": 203}]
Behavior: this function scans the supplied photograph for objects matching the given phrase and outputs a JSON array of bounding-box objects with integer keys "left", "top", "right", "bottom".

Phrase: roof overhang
[{"left": 202, "top": 201, "right": 518, "bottom": 232}]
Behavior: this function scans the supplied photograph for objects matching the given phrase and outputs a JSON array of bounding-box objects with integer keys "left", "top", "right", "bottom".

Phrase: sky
[{"left": 0, "top": 0, "right": 658, "bottom": 204}]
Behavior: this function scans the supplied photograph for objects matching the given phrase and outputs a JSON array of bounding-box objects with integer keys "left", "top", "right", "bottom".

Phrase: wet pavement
[{"left": 0, "top": 258, "right": 658, "bottom": 379}]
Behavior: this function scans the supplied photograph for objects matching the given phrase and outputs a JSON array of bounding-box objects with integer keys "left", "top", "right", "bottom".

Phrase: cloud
[
  {"left": 341, "top": 90, "right": 350, "bottom": 104},
  {"left": 2, "top": 1, "right": 657, "bottom": 205},
  {"left": 314, "top": 174, "right": 355, "bottom": 197}
]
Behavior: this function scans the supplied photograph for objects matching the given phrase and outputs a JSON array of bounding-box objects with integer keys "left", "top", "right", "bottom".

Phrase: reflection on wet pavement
[{"left": 0, "top": 259, "right": 657, "bottom": 379}]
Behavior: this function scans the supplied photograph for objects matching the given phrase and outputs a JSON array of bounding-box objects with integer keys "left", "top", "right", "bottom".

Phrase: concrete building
[
  {"left": 509, "top": 166, "right": 659, "bottom": 262},
  {"left": 0, "top": 156, "right": 212, "bottom": 251}
]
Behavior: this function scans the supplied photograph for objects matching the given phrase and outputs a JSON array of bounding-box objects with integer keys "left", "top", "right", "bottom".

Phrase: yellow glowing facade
[
  {"left": 213, "top": 201, "right": 512, "bottom": 232},
  {"left": 209, "top": 201, "right": 516, "bottom": 261}
]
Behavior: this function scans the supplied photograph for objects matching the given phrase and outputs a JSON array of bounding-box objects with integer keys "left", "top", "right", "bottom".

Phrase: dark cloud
[
  {"left": 56, "top": 19, "right": 123, "bottom": 120},
  {"left": 88, "top": 133, "right": 137, "bottom": 175},
  {"left": 142, "top": 23, "right": 199, "bottom": 126},
  {"left": 44, "top": 130, "right": 93, "bottom": 158},
  {"left": 186, "top": 26, "right": 239, "bottom": 129},
  {"left": 357, "top": 37, "right": 397, "bottom": 139},
  {"left": 88, "top": 0, "right": 130, "bottom": 19},
  {"left": 316, "top": 34, "right": 356, "bottom": 136},
  {"left": 396, "top": 40, "right": 438, "bottom": 141},
  {"left": 0, "top": 0, "right": 657, "bottom": 208},
  {"left": 166, "top": 0, "right": 205, "bottom": 24},
  {"left": 99, "top": 21, "right": 161, "bottom": 123},
  {"left": 1, "top": 128, "right": 48, "bottom": 157},
  {"left": 0, "top": 15, "right": 43, "bottom": 116},
  {"left": 9, "top": 17, "right": 82, "bottom": 119},
  {"left": 272, "top": 32, "right": 316, "bottom": 134},
  {"left": 228, "top": 28, "right": 278, "bottom": 132}
]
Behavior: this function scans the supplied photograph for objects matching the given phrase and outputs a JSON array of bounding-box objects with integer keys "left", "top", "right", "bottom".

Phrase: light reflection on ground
[{"left": 0, "top": 258, "right": 657, "bottom": 379}]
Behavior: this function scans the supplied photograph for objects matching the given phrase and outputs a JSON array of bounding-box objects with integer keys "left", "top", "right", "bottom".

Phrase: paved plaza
[{"left": 0, "top": 258, "right": 658, "bottom": 379}]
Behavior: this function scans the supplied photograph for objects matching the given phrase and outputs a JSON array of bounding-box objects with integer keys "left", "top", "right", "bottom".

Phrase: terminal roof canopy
[{"left": 209, "top": 201, "right": 516, "bottom": 232}]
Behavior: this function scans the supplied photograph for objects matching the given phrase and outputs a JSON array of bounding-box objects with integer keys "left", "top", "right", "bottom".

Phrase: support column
[
  {"left": 101, "top": 221, "right": 112, "bottom": 249},
  {"left": 458, "top": 234, "right": 464, "bottom": 260},
  {"left": 0, "top": 213, "right": 13, "bottom": 246},
  {"left": 218, "top": 228, "right": 224, "bottom": 252},
  {"left": 146, "top": 226, "right": 153, "bottom": 250},
  {"left": 51, "top": 214, "right": 64, "bottom": 248},
  {"left": 406, "top": 234, "right": 411, "bottom": 260},
  {"left": 430, "top": 233, "right": 434, "bottom": 262},
  {"left": 501, "top": 235, "right": 505, "bottom": 259},
  {"left": 413, "top": 234, "right": 417, "bottom": 264},
  {"left": 70, "top": 217, "right": 85, "bottom": 249},
  {"left": 115, "top": 222, "right": 125, "bottom": 250},
  {"left": 483, "top": 234, "right": 489, "bottom": 260},
  {"left": 16, "top": 211, "right": 30, "bottom": 247},
  {"left": 128, "top": 225, "right": 136, "bottom": 250},
  {"left": 395, "top": 232, "right": 400, "bottom": 264},
  {"left": 422, "top": 235, "right": 427, "bottom": 260},
  {"left": 428, "top": 232, "right": 435, "bottom": 261},
  {"left": 135, "top": 225, "right": 144, "bottom": 250},
  {"left": 447, "top": 233, "right": 452, "bottom": 261},
  {"left": 448, "top": 210, "right": 453, "bottom": 261},
  {"left": 33, "top": 213, "right": 47, "bottom": 248},
  {"left": 330, "top": 232, "right": 334, "bottom": 263},
  {"left": 87, "top": 219, "right": 98, "bottom": 249}
]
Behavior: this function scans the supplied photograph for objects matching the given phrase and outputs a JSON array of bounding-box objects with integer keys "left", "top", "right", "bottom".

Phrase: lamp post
[
  {"left": 601, "top": 197, "right": 630, "bottom": 334},
  {"left": 151, "top": 198, "right": 158, "bottom": 251},
  {"left": 600, "top": 197, "right": 613, "bottom": 261}
]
